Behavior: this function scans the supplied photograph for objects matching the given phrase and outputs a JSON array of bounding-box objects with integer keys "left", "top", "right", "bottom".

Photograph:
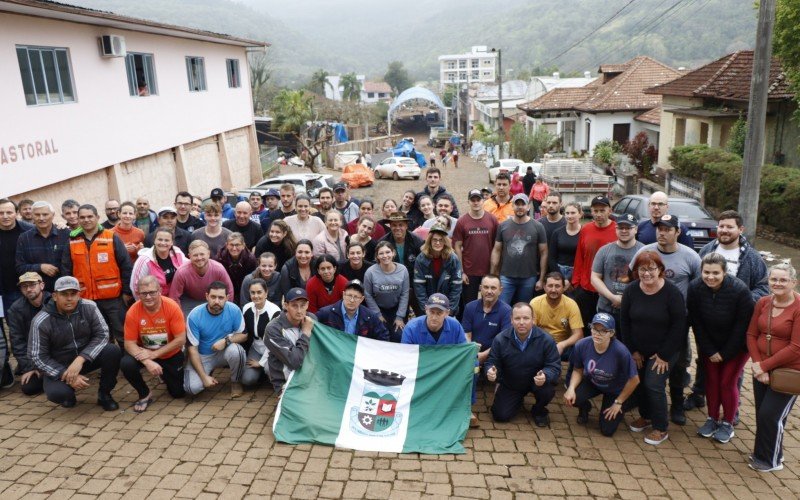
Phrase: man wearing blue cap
[
  {"left": 265, "top": 287, "right": 316, "bottom": 393},
  {"left": 564, "top": 313, "right": 640, "bottom": 436},
  {"left": 259, "top": 188, "right": 283, "bottom": 232}
]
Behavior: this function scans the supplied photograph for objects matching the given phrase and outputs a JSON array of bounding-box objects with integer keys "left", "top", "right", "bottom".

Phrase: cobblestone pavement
[{"left": 1, "top": 138, "right": 798, "bottom": 499}]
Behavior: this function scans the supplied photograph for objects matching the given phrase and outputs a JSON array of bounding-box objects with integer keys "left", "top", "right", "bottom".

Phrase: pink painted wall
[{"left": 0, "top": 12, "right": 255, "bottom": 198}]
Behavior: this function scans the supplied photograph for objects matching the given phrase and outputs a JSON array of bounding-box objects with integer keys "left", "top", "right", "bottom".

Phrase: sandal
[{"left": 133, "top": 395, "right": 153, "bottom": 413}]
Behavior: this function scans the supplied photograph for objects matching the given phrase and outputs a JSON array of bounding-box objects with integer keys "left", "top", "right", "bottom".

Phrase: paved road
[{"left": 1, "top": 143, "right": 798, "bottom": 499}]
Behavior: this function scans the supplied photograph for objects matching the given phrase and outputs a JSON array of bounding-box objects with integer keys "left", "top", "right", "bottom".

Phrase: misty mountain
[{"left": 67, "top": 0, "right": 757, "bottom": 85}]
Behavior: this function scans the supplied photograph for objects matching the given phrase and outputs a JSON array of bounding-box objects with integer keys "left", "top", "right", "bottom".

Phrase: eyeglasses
[
  {"left": 649, "top": 202, "right": 667, "bottom": 207},
  {"left": 139, "top": 290, "right": 160, "bottom": 297},
  {"left": 591, "top": 326, "right": 614, "bottom": 336},
  {"left": 637, "top": 267, "right": 660, "bottom": 275},
  {"left": 431, "top": 237, "right": 446, "bottom": 244},
  {"left": 175, "top": 202, "right": 191, "bottom": 206},
  {"left": 343, "top": 294, "right": 363, "bottom": 301},
  {"left": 769, "top": 277, "right": 793, "bottom": 285}
]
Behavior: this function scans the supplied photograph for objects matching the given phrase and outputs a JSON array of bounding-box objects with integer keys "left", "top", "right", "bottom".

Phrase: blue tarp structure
[
  {"left": 333, "top": 123, "right": 348, "bottom": 143},
  {"left": 392, "top": 139, "right": 427, "bottom": 167}
]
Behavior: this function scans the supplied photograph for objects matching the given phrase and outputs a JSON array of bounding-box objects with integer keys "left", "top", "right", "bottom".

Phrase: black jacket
[
  {"left": 278, "top": 257, "right": 315, "bottom": 303},
  {"left": 378, "top": 231, "right": 423, "bottom": 272},
  {"left": 485, "top": 326, "right": 561, "bottom": 393},
  {"left": 316, "top": 300, "right": 390, "bottom": 341},
  {"left": 28, "top": 299, "right": 109, "bottom": 379},
  {"left": 7, "top": 292, "right": 51, "bottom": 374},
  {"left": 687, "top": 275, "right": 754, "bottom": 360}
]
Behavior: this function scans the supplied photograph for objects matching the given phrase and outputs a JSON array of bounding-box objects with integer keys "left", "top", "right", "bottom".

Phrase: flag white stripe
[{"left": 334, "top": 336, "right": 418, "bottom": 452}]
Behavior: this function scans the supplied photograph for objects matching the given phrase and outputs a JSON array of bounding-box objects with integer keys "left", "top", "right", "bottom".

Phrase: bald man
[
  {"left": 222, "top": 201, "right": 263, "bottom": 251},
  {"left": 636, "top": 192, "right": 694, "bottom": 248}
]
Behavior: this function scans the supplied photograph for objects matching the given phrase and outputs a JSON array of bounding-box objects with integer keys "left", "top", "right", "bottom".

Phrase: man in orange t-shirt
[{"left": 121, "top": 275, "right": 187, "bottom": 412}]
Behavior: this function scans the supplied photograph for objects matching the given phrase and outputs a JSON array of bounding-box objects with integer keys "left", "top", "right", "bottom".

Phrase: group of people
[{"left": 0, "top": 167, "right": 797, "bottom": 473}]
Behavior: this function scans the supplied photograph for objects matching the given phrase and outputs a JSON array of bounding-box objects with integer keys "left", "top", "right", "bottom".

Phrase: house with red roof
[
  {"left": 644, "top": 50, "right": 798, "bottom": 169},
  {"left": 517, "top": 56, "right": 681, "bottom": 155}
]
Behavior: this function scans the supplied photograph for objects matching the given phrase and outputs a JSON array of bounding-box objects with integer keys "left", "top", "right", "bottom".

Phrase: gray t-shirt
[
  {"left": 496, "top": 218, "right": 547, "bottom": 278},
  {"left": 364, "top": 264, "right": 410, "bottom": 320},
  {"left": 191, "top": 227, "right": 232, "bottom": 258},
  {"left": 632, "top": 243, "right": 701, "bottom": 300},
  {"left": 592, "top": 241, "right": 644, "bottom": 313}
]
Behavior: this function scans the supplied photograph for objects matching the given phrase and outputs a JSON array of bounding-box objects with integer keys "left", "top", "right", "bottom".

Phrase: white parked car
[
  {"left": 374, "top": 157, "right": 421, "bottom": 180},
  {"left": 489, "top": 159, "right": 540, "bottom": 182},
  {"left": 241, "top": 173, "right": 335, "bottom": 201}
]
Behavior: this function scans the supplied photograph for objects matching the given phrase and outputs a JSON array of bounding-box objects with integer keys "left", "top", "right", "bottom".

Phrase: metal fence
[
  {"left": 259, "top": 145, "right": 279, "bottom": 178},
  {"left": 665, "top": 171, "right": 704, "bottom": 204}
]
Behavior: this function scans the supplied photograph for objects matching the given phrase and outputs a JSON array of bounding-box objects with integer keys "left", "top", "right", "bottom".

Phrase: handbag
[{"left": 766, "top": 297, "right": 800, "bottom": 395}]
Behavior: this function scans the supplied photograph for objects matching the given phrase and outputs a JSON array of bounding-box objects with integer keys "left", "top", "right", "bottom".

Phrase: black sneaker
[
  {"left": 533, "top": 412, "right": 550, "bottom": 427},
  {"left": 61, "top": 398, "right": 77, "bottom": 408},
  {"left": 670, "top": 406, "right": 686, "bottom": 426},
  {"left": 577, "top": 403, "right": 590, "bottom": 425},
  {"left": 683, "top": 392, "right": 706, "bottom": 410},
  {"left": 97, "top": 393, "right": 119, "bottom": 411},
  {"left": 0, "top": 363, "right": 14, "bottom": 389}
]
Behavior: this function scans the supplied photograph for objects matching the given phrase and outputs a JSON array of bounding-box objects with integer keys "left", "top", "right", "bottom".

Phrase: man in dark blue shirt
[
  {"left": 15, "top": 201, "right": 68, "bottom": 292},
  {"left": 316, "top": 280, "right": 389, "bottom": 341},
  {"left": 462, "top": 275, "right": 511, "bottom": 366},
  {"left": 636, "top": 192, "right": 694, "bottom": 248}
]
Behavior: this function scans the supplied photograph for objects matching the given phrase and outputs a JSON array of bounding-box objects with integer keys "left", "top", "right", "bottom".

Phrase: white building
[
  {"left": 470, "top": 80, "right": 529, "bottom": 138},
  {"left": 361, "top": 81, "right": 392, "bottom": 103},
  {"left": 324, "top": 74, "right": 366, "bottom": 101},
  {"left": 517, "top": 57, "right": 681, "bottom": 154},
  {"left": 438, "top": 46, "right": 497, "bottom": 90},
  {"left": 1, "top": 0, "right": 267, "bottom": 210}
]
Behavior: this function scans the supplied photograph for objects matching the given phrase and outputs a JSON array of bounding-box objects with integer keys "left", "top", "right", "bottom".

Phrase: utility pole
[
  {"left": 495, "top": 48, "right": 504, "bottom": 159},
  {"left": 455, "top": 86, "right": 461, "bottom": 136},
  {"left": 738, "top": 0, "right": 775, "bottom": 241}
]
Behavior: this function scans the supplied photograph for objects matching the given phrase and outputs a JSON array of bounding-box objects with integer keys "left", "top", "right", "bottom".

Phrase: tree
[
  {"left": 339, "top": 73, "right": 362, "bottom": 101},
  {"left": 725, "top": 114, "right": 747, "bottom": 157},
  {"left": 384, "top": 61, "right": 412, "bottom": 95},
  {"left": 509, "top": 123, "right": 555, "bottom": 162},
  {"left": 307, "top": 69, "right": 333, "bottom": 96},
  {"left": 441, "top": 85, "right": 456, "bottom": 107},
  {"left": 774, "top": 0, "right": 800, "bottom": 125},
  {"left": 249, "top": 51, "right": 274, "bottom": 115},
  {"left": 271, "top": 89, "right": 331, "bottom": 173},
  {"left": 622, "top": 132, "right": 658, "bottom": 176}
]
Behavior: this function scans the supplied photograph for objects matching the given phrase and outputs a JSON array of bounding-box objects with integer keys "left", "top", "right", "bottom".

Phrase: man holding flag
[{"left": 265, "top": 288, "right": 317, "bottom": 393}]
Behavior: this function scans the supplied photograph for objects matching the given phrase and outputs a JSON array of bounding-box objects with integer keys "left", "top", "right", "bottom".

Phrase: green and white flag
[{"left": 273, "top": 323, "right": 476, "bottom": 454}]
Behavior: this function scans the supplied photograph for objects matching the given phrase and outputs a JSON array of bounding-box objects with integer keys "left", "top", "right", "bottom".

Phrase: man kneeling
[
  {"left": 29, "top": 276, "right": 122, "bottom": 410},
  {"left": 563, "top": 313, "right": 639, "bottom": 436},
  {"left": 184, "top": 281, "right": 247, "bottom": 397},
  {"left": 485, "top": 302, "right": 560, "bottom": 427}
]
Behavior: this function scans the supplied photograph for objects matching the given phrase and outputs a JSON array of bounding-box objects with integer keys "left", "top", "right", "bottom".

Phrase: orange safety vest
[{"left": 69, "top": 228, "right": 122, "bottom": 300}]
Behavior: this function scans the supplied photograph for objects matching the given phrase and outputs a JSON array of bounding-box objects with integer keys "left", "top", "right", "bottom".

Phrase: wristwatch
[
  {"left": 225, "top": 335, "right": 232, "bottom": 347},
  {"left": 613, "top": 399, "right": 623, "bottom": 406}
]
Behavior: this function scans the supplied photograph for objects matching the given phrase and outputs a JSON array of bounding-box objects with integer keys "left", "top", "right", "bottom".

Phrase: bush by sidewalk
[{"left": 670, "top": 145, "right": 800, "bottom": 235}]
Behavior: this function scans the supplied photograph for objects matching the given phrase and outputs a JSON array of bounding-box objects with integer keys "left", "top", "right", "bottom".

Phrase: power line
[{"left": 540, "top": 0, "right": 639, "bottom": 68}]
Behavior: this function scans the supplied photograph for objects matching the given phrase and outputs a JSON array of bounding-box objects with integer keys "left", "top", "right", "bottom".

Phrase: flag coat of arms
[{"left": 273, "top": 323, "right": 476, "bottom": 454}]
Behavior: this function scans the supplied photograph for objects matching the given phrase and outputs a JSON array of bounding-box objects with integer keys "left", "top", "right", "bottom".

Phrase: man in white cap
[
  {"left": 28, "top": 276, "right": 122, "bottom": 410},
  {"left": 143, "top": 206, "right": 192, "bottom": 254}
]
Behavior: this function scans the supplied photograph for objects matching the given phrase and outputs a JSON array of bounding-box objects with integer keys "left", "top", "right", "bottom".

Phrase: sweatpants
[
  {"left": 574, "top": 379, "right": 634, "bottom": 436},
  {"left": 120, "top": 352, "right": 186, "bottom": 399},
  {"left": 241, "top": 344, "right": 268, "bottom": 387},
  {"left": 20, "top": 372, "right": 44, "bottom": 396},
  {"left": 491, "top": 382, "right": 555, "bottom": 422},
  {"left": 43, "top": 344, "right": 121, "bottom": 406},
  {"left": 184, "top": 344, "right": 246, "bottom": 395},
  {"left": 753, "top": 378, "right": 797, "bottom": 468},
  {"left": 704, "top": 352, "right": 749, "bottom": 423}
]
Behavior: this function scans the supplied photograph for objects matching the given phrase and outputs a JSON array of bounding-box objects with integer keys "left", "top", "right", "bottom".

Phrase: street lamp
[{"left": 491, "top": 48, "right": 504, "bottom": 158}]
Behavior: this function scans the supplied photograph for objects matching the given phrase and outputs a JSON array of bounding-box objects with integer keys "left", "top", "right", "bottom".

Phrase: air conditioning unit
[{"left": 99, "top": 35, "right": 126, "bottom": 57}]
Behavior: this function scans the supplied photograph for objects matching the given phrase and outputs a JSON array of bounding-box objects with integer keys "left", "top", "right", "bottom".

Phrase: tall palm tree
[
  {"left": 308, "top": 69, "right": 332, "bottom": 96},
  {"left": 340, "top": 73, "right": 362, "bottom": 102}
]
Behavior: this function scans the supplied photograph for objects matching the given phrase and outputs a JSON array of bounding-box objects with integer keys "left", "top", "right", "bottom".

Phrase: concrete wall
[{"left": 1, "top": 11, "right": 255, "bottom": 198}]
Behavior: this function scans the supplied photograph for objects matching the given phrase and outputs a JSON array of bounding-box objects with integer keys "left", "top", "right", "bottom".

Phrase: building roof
[
  {"left": 363, "top": 81, "right": 392, "bottom": 94},
  {"left": 644, "top": 50, "right": 793, "bottom": 101},
  {"left": 634, "top": 106, "right": 662, "bottom": 125},
  {"left": 476, "top": 80, "right": 528, "bottom": 101},
  {"left": 1, "top": 0, "right": 268, "bottom": 48},
  {"left": 518, "top": 56, "right": 681, "bottom": 114}
]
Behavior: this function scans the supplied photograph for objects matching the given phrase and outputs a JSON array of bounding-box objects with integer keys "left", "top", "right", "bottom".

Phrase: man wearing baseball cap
[
  {"left": 453, "top": 189, "right": 499, "bottom": 309},
  {"left": 590, "top": 212, "right": 644, "bottom": 337},
  {"left": 264, "top": 287, "right": 317, "bottom": 393},
  {"left": 209, "top": 188, "right": 235, "bottom": 220},
  {"left": 315, "top": 280, "right": 389, "bottom": 341},
  {"left": 143, "top": 206, "right": 192, "bottom": 255},
  {"left": 631, "top": 213, "right": 700, "bottom": 425},
  {"left": 6, "top": 272, "right": 50, "bottom": 395},
  {"left": 333, "top": 182, "right": 360, "bottom": 224},
  {"left": 28, "top": 276, "right": 123, "bottom": 410},
  {"left": 490, "top": 192, "right": 548, "bottom": 305},
  {"left": 564, "top": 313, "right": 639, "bottom": 436},
  {"left": 572, "top": 194, "right": 617, "bottom": 337}
]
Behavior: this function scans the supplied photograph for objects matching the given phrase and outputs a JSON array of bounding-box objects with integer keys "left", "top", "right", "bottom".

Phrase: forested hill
[{"left": 68, "top": 0, "right": 757, "bottom": 84}]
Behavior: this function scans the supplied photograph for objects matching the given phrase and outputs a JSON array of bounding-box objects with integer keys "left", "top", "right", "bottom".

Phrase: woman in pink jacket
[{"left": 130, "top": 227, "right": 188, "bottom": 300}]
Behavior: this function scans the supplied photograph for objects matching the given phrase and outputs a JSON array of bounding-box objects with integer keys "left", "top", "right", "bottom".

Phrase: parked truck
[
  {"left": 537, "top": 157, "right": 615, "bottom": 215},
  {"left": 427, "top": 127, "right": 456, "bottom": 148}
]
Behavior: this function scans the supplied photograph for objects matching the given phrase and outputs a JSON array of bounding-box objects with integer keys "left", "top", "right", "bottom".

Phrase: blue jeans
[
  {"left": 633, "top": 353, "right": 678, "bottom": 432},
  {"left": 500, "top": 275, "right": 538, "bottom": 305}
]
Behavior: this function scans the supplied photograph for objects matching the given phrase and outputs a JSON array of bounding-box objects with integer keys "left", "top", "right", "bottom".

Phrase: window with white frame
[
  {"left": 226, "top": 59, "right": 240, "bottom": 88},
  {"left": 185, "top": 56, "right": 206, "bottom": 91},
  {"left": 125, "top": 52, "right": 157, "bottom": 96},
  {"left": 16, "top": 45, "right": 75, "bottom": 106},
  {"left": 471, "top": 60, "right": 479, "bottom": 68}
]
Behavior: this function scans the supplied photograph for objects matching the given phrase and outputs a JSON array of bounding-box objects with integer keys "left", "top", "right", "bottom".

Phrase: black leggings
[
  {"left": 43, "top": 344, "right": 121, "bottom": 405},
  {"left": 573, "top": 379, "right": 632, "bottom": 436},
  {"left": 120, "top": 352, "right": 186, "bottom": 399}
]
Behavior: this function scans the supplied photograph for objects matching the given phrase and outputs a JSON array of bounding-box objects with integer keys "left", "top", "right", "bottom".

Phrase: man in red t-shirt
[
  {"left": 572, "top": 195, "right": 617, "bottom": 336},
  {"left": 454, "top": 189, "right": 499, "bottom": 315},
  {"left": 121, "top": 275, "right": 187, "bottom": 412}
]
